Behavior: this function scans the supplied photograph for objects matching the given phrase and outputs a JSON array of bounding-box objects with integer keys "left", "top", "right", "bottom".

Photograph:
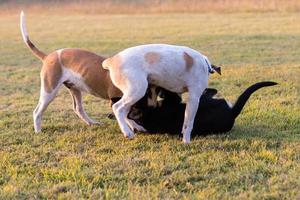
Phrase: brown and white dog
[
  {"left": 20, "top": 12, "right": 122, "bottom": 133},
  {"left": 102, "top": 44, "right": 220, "bottom": 143}
]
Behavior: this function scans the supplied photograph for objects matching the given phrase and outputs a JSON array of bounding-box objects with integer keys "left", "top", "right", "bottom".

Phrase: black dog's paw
[
  {"left": 178, "top": 133, "right": 183, "bottom": 140},
  {"left": 107, "top": 113, "right": 115, "bottom": 120}
]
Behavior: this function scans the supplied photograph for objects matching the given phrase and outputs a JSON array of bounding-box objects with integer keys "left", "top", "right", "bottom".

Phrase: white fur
[
  {"left": 226, "top": 101, "right": 233, "bottom": 108},
  {"left": 57, "top": 49, "right": 91, "bottom": 93},
  {"left": 33, "top": 76, "right": 63, "bottom": 133},
  {"left": 20, "top": 11, "right": 29, "bottom": 45},
  {"left": 103, "top": 44, "right": 213, "bottom": 143}
]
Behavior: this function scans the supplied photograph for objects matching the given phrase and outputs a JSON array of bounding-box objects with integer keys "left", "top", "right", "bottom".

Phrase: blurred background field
[
  {"left": 0, "top": 0, "right": 299, "bottom": 199},
  {"left": 1, "top": 0, "right": 300, "bottom": 14}
]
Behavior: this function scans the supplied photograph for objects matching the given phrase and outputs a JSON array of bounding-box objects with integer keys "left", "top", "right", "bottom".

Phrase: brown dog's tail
[{"left": 20, "top": 11, "right": 46, "bottom": 61}]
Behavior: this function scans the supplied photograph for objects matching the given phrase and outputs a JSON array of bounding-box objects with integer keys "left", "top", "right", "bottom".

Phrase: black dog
[{"left": 120, "top": 81, "right": 277, "bottom": 136}]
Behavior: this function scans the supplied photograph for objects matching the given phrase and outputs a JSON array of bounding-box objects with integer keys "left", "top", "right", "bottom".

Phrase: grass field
[{"left": 0, "top": 8, "right": 300, "bottom": 199}]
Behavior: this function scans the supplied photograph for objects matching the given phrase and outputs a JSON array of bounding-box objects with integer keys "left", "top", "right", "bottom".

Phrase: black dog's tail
[{"left": 231, "top": 81, "right": 278, "bottom": 118}]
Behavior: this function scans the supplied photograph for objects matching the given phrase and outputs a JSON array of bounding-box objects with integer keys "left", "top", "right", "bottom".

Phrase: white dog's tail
[
  {"left": 102, "top": 59, "right": 109, "bottom": 70},
  {"left": 20, "top": 11, "right": 46, "bottom": 61},
  {"left": 102, "top": 56, "right": 116, "bottom": 70}
]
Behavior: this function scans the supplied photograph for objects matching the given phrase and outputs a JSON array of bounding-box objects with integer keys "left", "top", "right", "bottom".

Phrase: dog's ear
[
  {"left": 203, "top": 88, "right": 218, "bottom": 98},
  {"left": 211, "top": 64, "right": 221, "bottom": 75}
]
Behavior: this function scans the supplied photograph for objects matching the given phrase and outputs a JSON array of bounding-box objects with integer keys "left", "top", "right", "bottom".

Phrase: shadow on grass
[
  {"left": 135, "top": 122, "right": 300, "bottom": 144},
  {"left": 228, "top": 124, "right": 300, "bottom": 141},
  {"left": 41, "top": 124, "right": 79, "bottom": 134}
]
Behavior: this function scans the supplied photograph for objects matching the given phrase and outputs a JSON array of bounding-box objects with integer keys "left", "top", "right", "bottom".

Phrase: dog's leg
[
  {"left": 125, "top": 118, "right": 147, "bottom": 132},
  {"left": 112, "top": 99, "right": 134, "bottom": 138},
  {"left": 68, "top": 88, "right": 102, "bottom": 126},
  {"left": 181, "top": 87, "right": 204, "bottom": 143},
  {"left": 147, "top": 85, "right": 158, "bottom": 107},
  {"left": 33, "top": 85, "right": 61, "bottom": 133},
  {"left": 112, "top": 78, "right": 148, "bottom": 138}
]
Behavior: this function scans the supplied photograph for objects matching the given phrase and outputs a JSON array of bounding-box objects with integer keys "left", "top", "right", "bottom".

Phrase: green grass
[{"left": 0, "top": 12, "right": 300, "bottom": 199}]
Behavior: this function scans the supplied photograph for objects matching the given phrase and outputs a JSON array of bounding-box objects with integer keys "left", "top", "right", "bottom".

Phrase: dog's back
[{"left": 103, "top": 44, "right": 211, "bottom": 93}]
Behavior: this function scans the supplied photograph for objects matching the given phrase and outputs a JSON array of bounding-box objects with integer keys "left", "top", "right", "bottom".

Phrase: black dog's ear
[{"left": 203, "top": 88, "right": 218, "bottom": 98}]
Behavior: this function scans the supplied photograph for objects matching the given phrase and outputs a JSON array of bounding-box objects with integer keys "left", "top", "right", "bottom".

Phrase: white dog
[{"left": 102, "top": 44, "right": 218, "bottom": 143}]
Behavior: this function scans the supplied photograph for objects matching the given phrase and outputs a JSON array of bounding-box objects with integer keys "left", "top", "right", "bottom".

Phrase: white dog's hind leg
[
  {"left": 112, "top": 98, "right": 135, "bottom": 138},
  {"left": 69, "top": 88, "right": 102, "bottom": 126},
  {"left": 111, "top": 76, "right": 148, "bottom": 139},
  {"left": 33, "top": 84, "right": 61, "bottom": 133},
  {"left": 181, "top": 87, "right": 204, "bottom": 143}
]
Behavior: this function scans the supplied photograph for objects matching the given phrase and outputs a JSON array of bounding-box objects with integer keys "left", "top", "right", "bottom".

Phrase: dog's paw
[
  {"left": 34, "top": 127, "right": 41, "bottom": 133},
  {"left": 182, "top": 133, "right": 191, "bottom": 144},
  {"left": 124, "top": 132, "right": 135, "bottom": 139},
  {"left": 106, "top": 113, "right": 115, "bottom": 119},
  {"left": 126, "top": 119, "right": 147, "bottom": 133},
  {"left": 178, "top": 133, "right": 183, "bottom": 139},
  {"left": 122, "top": 125, "right": 135, "bottom": 139},
  {"left": 134, "top": 124, "right": 147, "bottom": 132},
  {"left": 88, "top": 121, "right": 103, "bottom": 126},
  {"left": 183, "top": 138, "right": 191, "bottom": 144}
]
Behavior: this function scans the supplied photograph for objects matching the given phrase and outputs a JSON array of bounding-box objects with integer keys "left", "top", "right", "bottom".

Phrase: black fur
[{"left": 127, "top": 81, "right": 277, "bottom": 136}]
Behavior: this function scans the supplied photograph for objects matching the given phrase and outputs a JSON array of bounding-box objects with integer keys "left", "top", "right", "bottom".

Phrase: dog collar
[{"left": 204, "top": 59, "right": 215, "bottom": 74}]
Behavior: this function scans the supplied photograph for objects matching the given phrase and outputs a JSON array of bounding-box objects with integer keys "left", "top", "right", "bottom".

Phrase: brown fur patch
[
  {"left": 60, "top": 49, "right": 122, "bottom": 99},
  {"left": 26, "top": 38, "right": 46, "bottom": 60},
  {"left": 183, "top": 52, "right": 194, "bottom": 71},
  {"left": 41, "top": 52, "right": 62, "bottom": 93},
  {"left": 145, "top": 52, "right": 161, "bottom": 65}
]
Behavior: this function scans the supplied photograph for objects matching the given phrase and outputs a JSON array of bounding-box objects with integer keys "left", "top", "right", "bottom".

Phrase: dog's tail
[
  {"left": 20, "top": 11, "right": 46, "bottom": 61},
  {"left": 231, "top": 81, "right": 278, "bottom": 119},
  {"left": 102, "top": 56, "right": 116, "bottom": 70}
]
